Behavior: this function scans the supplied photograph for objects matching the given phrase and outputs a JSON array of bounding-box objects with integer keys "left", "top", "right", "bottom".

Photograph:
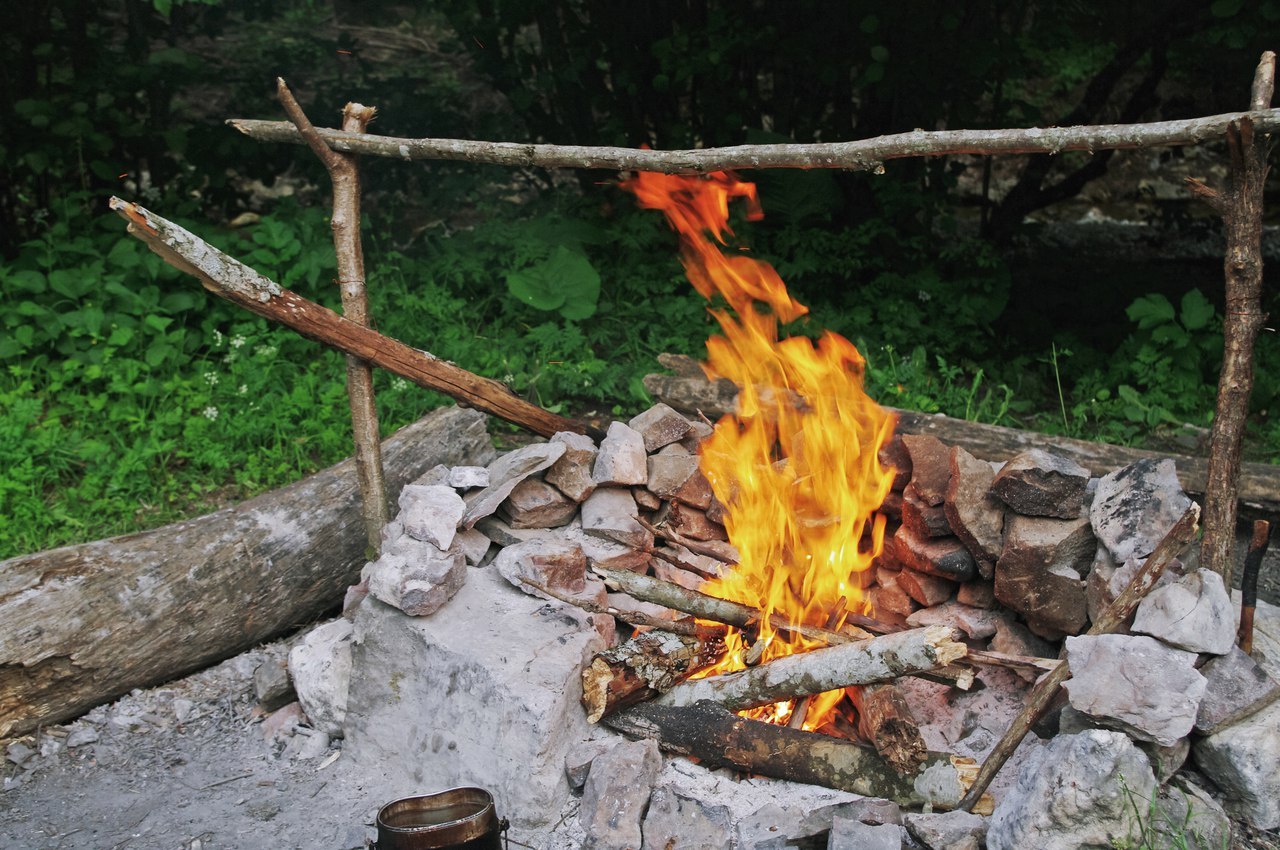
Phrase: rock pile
[{"left": 278, "top": 403, "right": 1280, "bottom": 849}]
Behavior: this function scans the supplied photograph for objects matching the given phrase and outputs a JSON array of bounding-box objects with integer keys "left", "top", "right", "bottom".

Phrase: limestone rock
[
  {"left": 500, "top": 477, "right": 578, "bottom": 529},
  {"left": 628, "top": 402, "right": 692, "bottom": 452},
  {"left": 827, "top": 818, "right": 904, "bottom": 850},
  {"left": 641, "top": 782, "right": 734, "bottom": 849},
  {"left": 907, "top": 600, "right": 1004, "bottom": 639},
  {"left": 990, "top": 619, "right": 1056, "bottom": 682},
  {"left": 891, "top": 525, "right": 976, "bottom": 582},
  {"left": 1153, "top": 777, "right": 1231, "bottom": 850},
  {"left": 945, "top": 445, "right": 1005, "bottom": 571},
  {"left": 344, "top": 568, "right": 606, "bottom": 835},
  {"left": 995, "top": 514, "right": 1093, "bottom": 638},
  {"left": 363, "top": 536, "right": 467, "bottom": 617},
  {"left": 454, "top": 527, "right": 492, "bottom": 566},
  {"left": 902, "top": 486, "right": 953, "bottom": 538},
  {"left": 986, "top": 730, "right": 1157, "bottom": 850},
  {"left": 901, "top": 434, "right": 950, "bottom": 506},
  {"left": 287, "top": 619, "right": 353, "bottom": 738},
  {"left": 1090, "top": 458, "right": 1193, "bottom": 563},
  {"left": 1063, "top": 634, "right": 1205, "bottom": 746},
  {"left": 878, "top": 434, "right": 912, "bottom": 491},
  {"left": 463, "top": 442, "right": 567, "bottom": 527},
  {"left": 903, "top": 810, "right": 988, "bottom": 850},
  {"left": 647, "top": 444, "right": 713, "bottom": 509},
  {"left": 253, "top": 656, "right": 295, "bottom": 713},
  {"left": 990, "top": 448, "right": 1088, "bottom": 519},
  {"left": 448, "top": 465, "right": 489, "bottom": 489},
  {"left": 1195, "top": 645, "right": 1280, "bottom": 734},
  {"left": 545, "top": 431, "right": 599, "bottom": 502},
  {"left": 665, "top": 501, "right": 727, "bottom": 542},
  {"left": 580, "top": 487, "right": 651, "bottom": 550},
  {"left": 592, "top": 421, "right": 648, "bottom": 486},
  {"left": 956, "top": 579, "right": 996, "bottom": 609},
  {"left": 1193, "top": 698, "right": 1280, "bottom": 829},
  {"left": 493, "top": 539, "right": 587, "bottom": 600},
  {"left": 579, "top": 738, "right": 662, "bottom": 850},
  {"left": 398, "top": 484, "right": 466, "bottom": 550},
  {"left": 1132, "top": 568, "right": 1235, "bottom": 655}
]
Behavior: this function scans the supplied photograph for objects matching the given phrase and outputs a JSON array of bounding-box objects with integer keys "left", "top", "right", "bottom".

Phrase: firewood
[
  {"left": 581, "top": 631, "right": 726, "bottom": 723},
  {"left": 653, "top": 625, "right": 966, "bottom": 712},
  {"left": 517, "top": 575, "right": 725, "bottom": 639},
  {"left": 848, "top": 683, "right": 928, "bottom": 776},
  {"left": 1239, "top": 519, "right": 1272, "bottom": 654},
  {"left": 606, "top": 700, "right": 992, "bottom": 813}
]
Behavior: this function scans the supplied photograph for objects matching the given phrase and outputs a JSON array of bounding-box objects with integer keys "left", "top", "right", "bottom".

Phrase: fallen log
[
  {"left": 0, "top": 406, "right": 493, "bottom": 738},
  {"left": 644, "top": 368, "right": 1280, "bottom": 515},
  {"left": 653, "top": 625, "right": 966, "bottom": 712},
  {"left": 582, "top": 631, "right": 726, "bottom": 723},
  {"left": 606, "top": 700, "right": 992, "bottom": 813}
]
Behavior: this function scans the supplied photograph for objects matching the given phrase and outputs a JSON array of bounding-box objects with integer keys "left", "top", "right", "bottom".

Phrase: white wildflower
[
  {"left": 203, "top": 371, "right": 219, "bottom": 386},
  {"left": 202, "top": 406, "right": 219, "bottom": 421},
  {"left": 238, "top": 384, "right": 248, "bottom": 395},
  {"left": 231, "top": 334, "right": 247, "bottom": 349}
]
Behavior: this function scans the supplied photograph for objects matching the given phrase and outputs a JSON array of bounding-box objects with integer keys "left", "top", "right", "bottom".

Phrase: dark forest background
[{"left": 1, "top": 0, "right": 1277, "bottom": 557}]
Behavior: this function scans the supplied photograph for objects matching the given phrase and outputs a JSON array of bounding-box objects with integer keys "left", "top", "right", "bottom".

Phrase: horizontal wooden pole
[
  {"left": 227, "top": 109, "right": 1280, "bottom": 173},
  {"left": 108, "top": 197, "right": 598, "bottom": 441}
]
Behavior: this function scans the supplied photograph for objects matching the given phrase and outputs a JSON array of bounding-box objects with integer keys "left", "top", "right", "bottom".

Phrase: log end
[{"left": 952, "top": 755, "right": 995, "bottom": 815}]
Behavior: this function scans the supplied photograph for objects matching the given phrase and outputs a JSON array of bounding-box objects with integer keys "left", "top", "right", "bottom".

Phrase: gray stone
[
  {"left": 593, "top": 421, "right": 648, "bottom": 486},
  {"left": 410, "top": 464, "right": 451, "bottom": 487},
  {"left": 1132, "top": 568, "right": 1235, "bottom": 655},
  {"left": 990, "top": 619, "right": 1056, "bottom": 682},
  {"left": 579, "top": 738, "right": 662, "bottom": 850},
  {"left": 827, "top": 818, "right": 904, "bottom": 850},
  {"left": 1086, "top": 552, "right": 1185, "bottom": 625},
  {"left": 995, "top": 514, "right": 1094, "bottom": 638},
  {"left": 665, "top": 501, "right": 728, "bottom": 542},
  {"left": 891, "top": 526, "right": 976, "bottom": 582},
  {"left": 838, "top": 798, "right": 902, "bottom": 826},
  {"left": 463, "top": 442, "right": 567, "bottom": 527},
  {"left": 1136, "top": 736, "right": 1190, "bottom": 784},
  {"left": 679, "top": 419, "right": 715, "bottom": 452},
  {"left": 628, "top": 402, "right": 692, "bottom": 452},
  {"left": 641, "top": 782, "right": 734, "bottom": 850},
  {"left": 901, "top": 434, "right": 950, "bottom": 506},
  {"left": 5, "top": 741, "right": 35, "bottom": 766},
  {"left": 1090, "top": 458, "right": 1193, "bottom": 563},
  {"left": 287, "top": 619, "right": 353, "bottom": 738},
  {"left": 580, "top": 487, "right": 651, "bottom": 550},
  {"left": 344, "top": 567, "right": 606, "bottom": 835},
  {"left": 907, "top": 600, "right": 1004, "bottom": 639},
  {"left": 1193, "top": 698, "right": 1280, "bottom": 829},
  {"left": 564, "top": 739, "right": 615, "bottom": 790},
  {"left": 253, "top": 656, "right": 295, "bottom": 712},
  {"left": 633, "top": 486, "right": 662, "bottom": 511},
  {"left": 500, "top": 477, "right": 578, "bottom": 528},
  {"left": 64, "top": 725, "right": 99, "bottom": 748},
  {"left": 363, "top": 537, "right": 467, "bottom": 617},
  {"left": 448, "top": 465, "right": 490, "bottom": 489},
  {"left": 1063, "top": 634, "right": 1205, "bottom": 746},
  {"left": 493, "top": 538, "right": 587, "bottom": 600},
  {"left": 903, "top": 810, "right": 987, "bottom": 850},
  {"left": 454, "top": 527, "right": 492, "bottom": 566},
  {"left": 945, "top": 445, "right": 1005, "bottom": 570},
  {"left": 398, "top": 484, "right": 466, "bottom": 550},
  {"left": 653, "top": 560, "right": 707, "bottom": 591},
  {"left": 901, "top": 485, "right": 953, "bottom": 538},
  {"left": 986, "top": 729, "right": 1157, "bottom": 850},
  {"left": 1195, "top": 645, "right": 1280, "bottom": 734},
  {"left": 1152, "top": 778, "right": 1231, "bottom": 850},
  {"left": 545, "top": 431, "right": 599, "bottom": 502},
  {"left": 990, "top": 448, "right": 1088, "bottom": 519}
]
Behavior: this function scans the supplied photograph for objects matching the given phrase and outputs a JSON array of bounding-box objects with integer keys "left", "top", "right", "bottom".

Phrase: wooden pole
[
  {"left": 1239, "top": 519, "right": 1272, "bottom": 654},
  {"left": 1190, "top": 51, "right": 1276, "bottom": 584},
  {"left": 957, "top": 504, "right": 1200, "bottom": 812},
  {"left": 276, "top": 80, "right": 387, "bottom": 556},
  {"left": 108, "top": 198, "right": 600, "bottom": 441},
  {"left": 228, "top": 108, "right": 1280, "bottom": 174}
]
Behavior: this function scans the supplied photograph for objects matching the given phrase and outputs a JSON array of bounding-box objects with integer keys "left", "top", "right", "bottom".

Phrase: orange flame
[{"left": 625, "top": 171, "right": 896, "bottom": 729}]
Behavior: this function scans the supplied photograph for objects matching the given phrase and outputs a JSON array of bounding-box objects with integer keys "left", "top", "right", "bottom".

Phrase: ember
[{"left": 624, "top": 172, "right": 896, "bottom": 728}]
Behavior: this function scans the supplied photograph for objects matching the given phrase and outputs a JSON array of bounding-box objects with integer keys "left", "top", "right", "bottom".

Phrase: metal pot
[{"left": 375, "top": 787, "right": 505, "bottom": 850}]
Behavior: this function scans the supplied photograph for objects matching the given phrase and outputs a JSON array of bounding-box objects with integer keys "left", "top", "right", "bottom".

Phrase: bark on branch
[
  {"left": 108, "top": 197, "right": 598, "bottom": 440},
  {"left": 227, "top": 109, "right": 1280, "bottom": 174},
  {"left": 606, "top": 700, "right": 991, "bottom": 813}
]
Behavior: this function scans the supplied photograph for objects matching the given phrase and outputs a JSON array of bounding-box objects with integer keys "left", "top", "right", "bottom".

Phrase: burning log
[
  {"left": 653, "top": 625, "right": 966, "bottom": 713},
  {"left": 849, "top": 683, "right": 928, "bottom": 776},
  {"left": 606, "top": 700, "right": 992, "bottom": 813},
  {"left": 581, "top": 631, "right": 726, "bottom": 723},
  {"left": 957, "top": 503, "right": 1201, "bottom": 811},
  {"left": 108, "top": 197, "right": 598, "bottom": 442}
]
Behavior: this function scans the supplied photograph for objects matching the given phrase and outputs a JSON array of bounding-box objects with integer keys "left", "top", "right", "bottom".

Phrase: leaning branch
[
  {"left": 227, "top": 109, "right": 1280, "bottom": 174},
  {"left": 108, "top": 198, "right": 598, "bottom": 440}
]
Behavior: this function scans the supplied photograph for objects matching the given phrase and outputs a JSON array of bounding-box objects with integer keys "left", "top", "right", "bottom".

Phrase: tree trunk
[
  {"left": 606, "top": 700, "right": 990, "bottom": 813},
  {"left": 0, "top": 406, "right": 494, "bottom": 738}
]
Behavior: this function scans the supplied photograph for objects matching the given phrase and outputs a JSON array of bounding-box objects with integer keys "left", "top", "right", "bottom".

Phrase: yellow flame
[{"left": 625, "top": 171, "right": 896, "bottom": 729}]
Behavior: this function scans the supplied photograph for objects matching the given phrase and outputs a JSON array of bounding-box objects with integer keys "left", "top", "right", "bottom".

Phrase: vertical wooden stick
[
  {"left": 1239, "top": 519, "right": 1272, "bottom": 654},
  {"left": 277, "top": 79, "right": 388, "bottom": 556},
  {"left": 958, "top": 504, "right": 1200, "bottom": 812},
  {"left": 1193, "top": 51, "right": 1275, "bottom": 585}
]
